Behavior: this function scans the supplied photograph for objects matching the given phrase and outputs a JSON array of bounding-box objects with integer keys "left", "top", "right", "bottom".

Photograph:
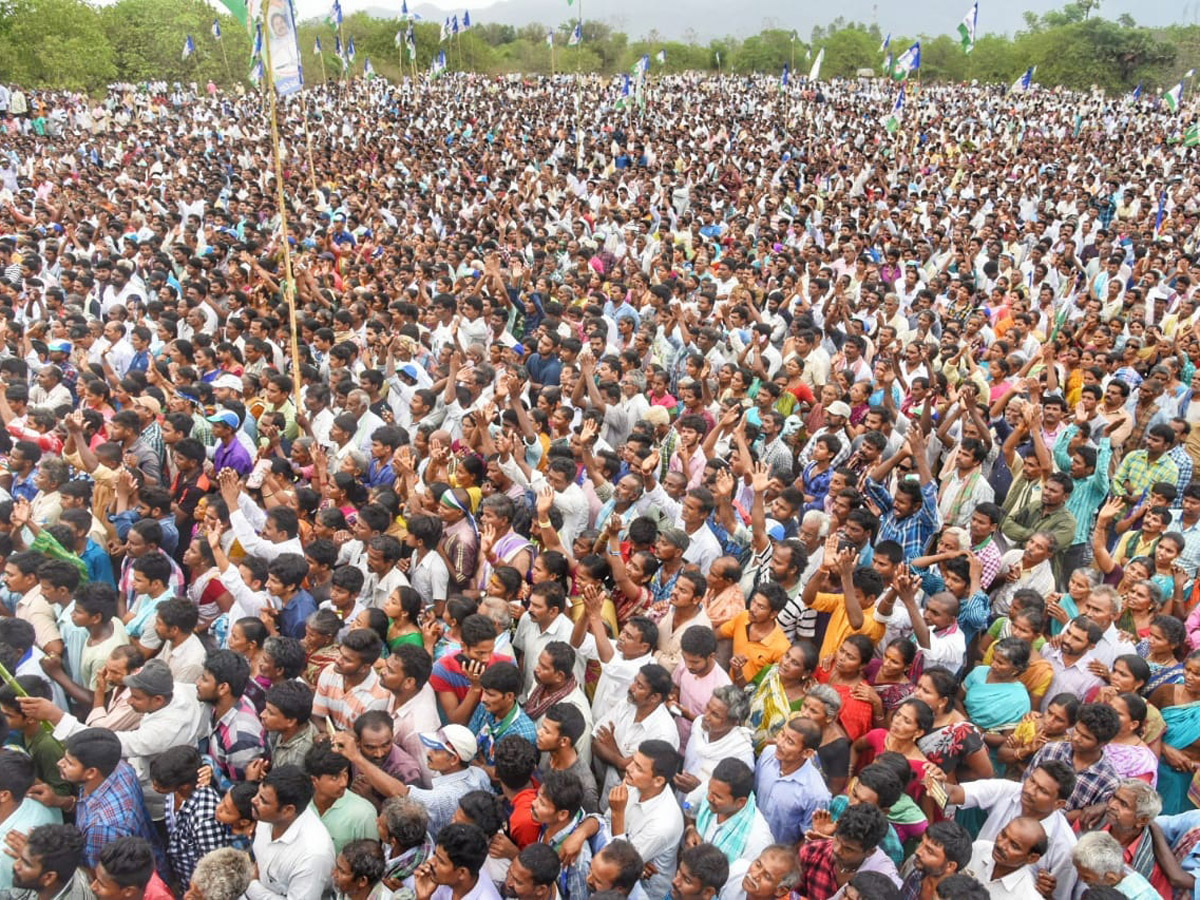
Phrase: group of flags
[{"left": 439, "top": 11, "right": 471, "bottom": 42}]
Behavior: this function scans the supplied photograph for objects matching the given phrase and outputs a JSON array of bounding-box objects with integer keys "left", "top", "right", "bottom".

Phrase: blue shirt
[
  {"left": 754, "top": 746, "right": 830, "bottom": 845},
  {"left": 1155, "top": 809, "right": 1200, "bottom": 899},
  {"left": 277, "top": 588, "right": 317, "bottom": 640},
  {"left": 81, "top": 539, "right": 116, "bottom": 586},
  {"left": 365, "top": 459, "right": 396, "bottom": 489}
]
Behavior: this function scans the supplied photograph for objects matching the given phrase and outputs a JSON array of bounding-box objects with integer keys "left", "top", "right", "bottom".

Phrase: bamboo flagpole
[{"left": 258, "top": 0, "right": 304, "bottom": 411}]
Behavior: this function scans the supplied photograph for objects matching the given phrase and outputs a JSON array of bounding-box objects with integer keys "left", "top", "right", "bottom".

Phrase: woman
[
  {"left": 1152, "top": 649, "right": 1200, "bottom": 814},
  {"left": 998, "top": 693, "right": 1080, "bottom": 780},
  {"left": 1091, "top": 653, "right": 1165, "bottom": 749},
  {"left": 799, "top": 685, "right": 851, "bottom": 796},
  {"left": 383, "top": 586, "right": 424, "bottom": 653},
  {"left": 815, "top": 634, "right": 882, "bottom": 742},
  {"left": 912, "top": 667, "right": 993, "bottom": 784},
  {"left": 182, "top": 536, "right": 234, "bottom": 646},
  {"left": 850, "top": 698, "right": 936, "bottom": 793},
  {"left": 749, "top": 641, "right": 820, "bottom": 750},
  {"left": 867, "top": 639, "right": 917, "bottom": 718},
  {"left": 963, "top": 637, "right": 1033, "bottom": 759},
  {"left": 1104, "top": 692, "right": 1159, "bottom": 786},
  {"left": 655, "top": 571, "right": 711, "bottom": 675},
  {"left": 1119, "top": 577, "right": 1163, "bottom": 642},
  {"left": 675, "top": 685, "right": 755, "bottom": 809},
  {"left": 1138, "top": 613, "right": 1188, "bottom": 693}
]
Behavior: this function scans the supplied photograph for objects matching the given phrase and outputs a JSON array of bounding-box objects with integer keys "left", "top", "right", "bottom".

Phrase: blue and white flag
[
  {"left": 885, "top": 83, "right": 905, "bottom": 132},
  {"left": 655, "top": 49, "right": 666, "bottom": 64},
  {"left": 1010, "top": 65, "right": 1035, "bottom": 93},
  {"left": 781, "top": 63, "right": 789, "bottom": 87},
  {"left": 249, "top": 0, "right": 303, "bottom": 94},
  {"left": 314, "top": 35, "right": 322, "bottom": 53},
  {"left": 463, "top": 10, "right": 470, "bottom": 27},
  {"left": 715, "top": 50, "right": 721, "bottom": 67},
  {"left": 395, "top": 28, "right": 403, "bottom": 47},
  {"left": 440, "top": 17, "right": 449, "bottom": 40},
  {"left": 891, "top": 41, "right": 920, "bottom": 80},
  {"left": 182, "top": 35, "right": 195, "bottom": 59},
  {"left": 546, "top": 29, "right": 553, "bottom": 47},
  {"left": 252, "top": 22, "right": 263, "bottom": 57},
  {"left": 406, "top": 25, "right": 416, "bottom": 59},
  {"left": 1163, "top": 80, "right": 1184, "bottom": 112},
  {"left": 364, "top": 57, "right": 375, "bottom": 77},
  {"left": 326, "top": 0, "right": 342, "bottom": 28},
  {"left": 452, "top": 15, "right": 459, "bottom": 35},
  {"left": 347, "top": 36, "right": 356, "bottom": 62},
  {"left": 401, "top": 0, "right": 408, "bottom": 15},
  {"left": 250, "top": 58, "right": 264, "bottom": 84},
  {"left": 568, "top": 22, "right": 581, "bottom": 45},
  {"left": 879, "top": 33, "right": 890, "bottom": 53},
  {"left": 211, "top": 19, "right": 221, "bottom": 39}
]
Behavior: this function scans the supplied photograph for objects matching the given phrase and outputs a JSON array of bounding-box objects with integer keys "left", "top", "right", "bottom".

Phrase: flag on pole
[
  {"left": 891, "top": 42, "right": 920, "bottom": 80},
  {"left": 958, "top": 2, "right": 977, "bottom": 53},
  {"left": 568, "top": 22, "right": 581, "bottom": 45},
  {"left": 363, "top": 57, "right": 375, "bottom": 77},
  {"left": 314, "top": 35, "right": 322, "bottom": 53},
  {"left": 347, "top": 36, "right": 356, "bottom": 62},
  {"left": 214, "top": 0, "right": 247, "bottom": 29},
  {"left": 655, "top": 49, "right": 666, "bottom": 65},
  {"left": 1155, "top": 190, "right": 1167, "bottom": 234},
  {"left": 452, "top": 15, "right": 459, "bottom": 35},
  {"left": 1187, "top": 68, "right": 1196, "bottom": 78},
  {"left": 882, "top": 51, "right": 893, "bottom": 75},
  {"left": 616, "top": 73, "right": 630, "bottom": 110},
  {"left": 781, "top": 63, "right": 789, "bottom": 88},
  {"left": 885, "top": 84, "right": 906, "bottom": 132},
  {"left": 182, "top": 35, "right": 195, "bottom": 59},
  {"left": 546, "top": 29, "right": 553, "bottom": 47},
  {"left": 211, "top": 19, "right": 221, "bottom": 39},
  {"left": 335, "top": 33, "right": 343, "bottom": 60},
  {"left": 463, "top": 10, "right": 470, "bottom": 27},
  {"left": 250, "top": 57, "right": 264, "bottom": 84},
  {"left": 395, "top": 29, "right": 403, "bottom": 47},
  {"left": 1163, "top": 80, "right": 1184, "bottom": 112},
  {"left": 326, "top": 0, "right": 341, "bottom": 28},
  {"left": 252, "top": 22, "right": 263, "bottom": 57},
  {"left": 805, "top": 46, "right": 811, "bottom": 61},
  {"left": 1010, "top": 65, "right": 1035, "bottom": 93},
  {"left": 1185, "top": 123, "right": 1200, "bottom": 146},
  {"left": 440, "top": 18, "right": 449, "bottom": 41},
  {"left": 879, "top": 33, "right": 890, "bottom": 53},
  {"left": 1132, "top": 82, "right": 1142, "bottom": 101},
  {"left": 401, "top": 0, "right": 408, "bottom": 16},
  {"left": 431, "top": 49, "right": 447, "bottom": 75},
  {"left": 808, "top": 47, "right": 824, "bottom": 82},
  {"left": 406, "top": 25, "right": 416, "bottom": 58},
  {"left": 715, "top": 50, "right": 721, "bottom": 67}
]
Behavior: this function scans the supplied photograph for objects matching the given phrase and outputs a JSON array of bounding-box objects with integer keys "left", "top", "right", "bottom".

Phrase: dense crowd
[{"left": 0, "top": 69, "right": 1193, "bottom": 900}]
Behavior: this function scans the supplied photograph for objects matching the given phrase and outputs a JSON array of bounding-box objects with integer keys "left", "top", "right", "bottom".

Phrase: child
[
  {"left": 148, "top": 744, "right": 232, "bottom": 892},
  {"left": 303, "top": 609, "right": 342, "bottom": 687},
  {"left": 214, "top": 781, "right": 258, "bottom": 852},
  {"left": 325, "top": 566, "right": 366, "bottom": 639}
]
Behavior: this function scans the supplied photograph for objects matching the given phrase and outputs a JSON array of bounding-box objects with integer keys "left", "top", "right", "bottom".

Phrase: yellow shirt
[
  {"left": 718, "top": 610, "right": 790, "bottom": 683},
  {"left": 808, "top": 591, "right": 887, "bottom": 662}
]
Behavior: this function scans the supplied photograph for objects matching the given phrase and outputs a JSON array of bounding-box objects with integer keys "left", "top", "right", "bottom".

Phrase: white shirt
[
  {"left": 499, "top": 458, "right": 590, "bottom": 548},
  {"left": 960, "top": 780, "right": 1077, "bottom": 899},
  {"left": 594, "top": 700, "right": 680, "bottom": 798},
  {"left": 964, "top": 841, "right": 1040, "bottom": 900},
  {"left": 513, "top": 611, "right": 577, "bottom": 702},
  {"left": 583, "top": 648, "right": 652, "bottom": 720},
  {"left": 683, "top": 524, "right": 722, "bottom": 576},
  {"left": 390, "top": 683, "right": 441, "bottom": 789},
  {"left": 609, "top": 787, "right": 684, "bottom": 900},
  {"left": 229, "top": 509, "right": 304, "bottom": 562},
  {"left": 246, "top": 806, "right": 336, "bottom": 900},
  {"left": 409, "top": 549, "right": 450, "bottom": 609},
  {"left": 431, "top": 877, "right": 501, "bottom": 900}
]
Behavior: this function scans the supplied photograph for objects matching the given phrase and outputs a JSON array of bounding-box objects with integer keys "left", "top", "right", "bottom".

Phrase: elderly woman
[
  {"left": 1072, "top": 830, "right": 1160, "bottom": 897},
  {"left": 184, "top": 849, "right": 254, "bottom": 900},
  {"left": 799, "top": 684, "right": 851, "bottom": 796},
  {"left": 675, "top": 684, "right": 754, "bottom": 808}
]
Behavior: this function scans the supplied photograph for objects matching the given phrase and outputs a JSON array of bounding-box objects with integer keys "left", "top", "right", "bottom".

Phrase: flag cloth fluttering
[
  {"left": 1185, "top": 123, "right": 1200, "bottom": 146},
  {"left": 546, "top": 30, "right": 553, "bottom": 47},
  {"left": 406, "top": 25, "right": 416, "bottom": 59},
  {"left": 347, "top": 36, "right": 356, "bottom": 63},
  {"left": 879, "top": 33, "right": 890, "bottom": 53},
  {"left": 655, "top": 49, "right": 666, "bottom": 64},
  {"left": 364, "top": 58, "right": 375, "bottom": 77},
  {"left": 715, "top": 50, "right": 721, "bottom": 67},
  {"left": 1010, "top": 65, "right": 1036, "bottom": 93},
  {"left": 1163, "top": 80, "right": 1184, "bottom": 112},
  {"left": 250, "top": 57, "right": 264, "bottom": 83},
  {"left": 616, "top": 74, "right": 631, "bottom": 110},
  {"left": 1132, "top": 82, "right": 1142, "bottom": 101},
  {"left": 211, "top": 19, "right": 221, "bottom": 39},
  {"left": 326, "top": 0, "right": 341, "bottom": 28},
  {"left": 568, "top": 23, "right": 581, "bottom": 45},
  {"left": 781, "top": 63, "right": 789, "bottom": 88},
  {"left": 892, "top": 42, "right": 920, "bottom": 80},
  {"left": 808, "top": 47, "right": 824, "bottom": 81},
  {"left": 452, "top": 15, "right": 459, "bottom": 35},
  {"left": 885, "top": 84, "right": 906, "bottom": 133},
  {"left": 882, "top": 51, "right": 893, "bottom": 75},
  {"left": 252, "top": 22, "right": 263, "bottom": 57},
  {"left": 463, "top": 11, "right": 471, "bottom": 27},
  {"left": 395, "top": 29, "right": 403, "bottom": 48},
  {"left": 182, "top": 35, "right": 195, "bottom": 59},
  {"left": 314, "top": 35, "right": 322, "bottom": 53},
  {"left": 958, "top": 2, "right": 977, "bottom": 53}
]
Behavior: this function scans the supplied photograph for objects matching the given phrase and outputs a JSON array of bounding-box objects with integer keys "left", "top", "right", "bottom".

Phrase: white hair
[
  {"left": 1117, "top": 778, "right": 1162, "bottom": 819},
  {"left": 191, "top": 849, "right": 254, "bottom": 900},
  {"left": 1072, "top": 831, "right": 1124, "bottom": 878},
  {"left": 801, "top": 510, "right": 830, "bottom": 537}
]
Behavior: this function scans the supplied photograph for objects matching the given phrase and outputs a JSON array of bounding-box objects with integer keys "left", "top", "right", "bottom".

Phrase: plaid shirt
[
  {"left": 205, "top": 697, "right": 267, "bottom": 792},
  {"left": 1171, "top": 445, "right": 1194, "bottom": 497},
  {"left": 76, "top": 760, "right": 163, "bottom": 870},
  {"left": 1029, "top": 739, "right": 1121, "bottom": 812},
  {"left": 166, "top": 786, "right": 231, "bottom": 888},
  {"left": 865, "top": 478, "right": 940, "bottom": 562},
  {"left": 1113, "top": 450, "right": 1180, "bottom": 504},
  {"left": 796, "top": 838, "right": 844, "bottom": 900}
]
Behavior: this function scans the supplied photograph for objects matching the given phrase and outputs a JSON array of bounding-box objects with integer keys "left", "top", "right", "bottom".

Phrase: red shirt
[{"left": 508, "top": 786, "right": 539, "bottom": 848}]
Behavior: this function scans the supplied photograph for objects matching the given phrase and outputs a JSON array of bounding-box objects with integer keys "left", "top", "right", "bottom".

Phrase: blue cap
[{"left": 206, "top": 410, "right": 239, "bottom": 429}]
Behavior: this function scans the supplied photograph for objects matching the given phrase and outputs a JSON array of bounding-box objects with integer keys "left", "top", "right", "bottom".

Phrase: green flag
[
  {"left": 1186, "top": 123, "right": 1200, "bottom": 146},
  {"left": 219, "top": 0, "right": 248, "bottom": 29}
]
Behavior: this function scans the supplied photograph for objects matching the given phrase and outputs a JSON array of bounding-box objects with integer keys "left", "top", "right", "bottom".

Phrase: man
[
  {"left": 23, "top": 659, "right": 206, "bottom": 821},
  {"left": 607, "top": 741, "right": 685, "bottom": 900},
  {"left": 378, "top": 645, "right": 440, "bottom": 789},
  {"left": 1099, "top": 780, "right": 1168, "bottom": 898},
  {"left": 468, "top": 663, "right": 538, "bottom": 769},
  {"left": 345, "top": 710, "right": 421, "bottom": 810},
  {"left": 89, "top": 837, "right": 168, "bottom": 900},
  {"left": 927, "top": 759, "right": 1079, "bottom": 899},
  {"left": 208, "top": 411, "right": 253, "bottom": 478},
  {"left": 6, "top": 823, "right": 93, "bottom": 900},
  {"left": 753, "top": 716, "right": 830, "bottom": 845},
  {"left": 0, "top": 752, "right": 60, "bottom": 890},
  {"left": 670, "top": 844, "right": 729, "bottom": 900},
  {"left": 311, "top": 628, "right": 392, "bottom": 733},
  {"left": 592, "top": 665, "right": 680, "bottom": 798},
  {"left": 937, "top": 439, "right": 995, "bottom": 529},
  {"left": 1071, "top": 831, "right": 1159, "bottom": 898},
  {"left": 152, "top": 597, "right": 205, "bottom": 684},
  {"left": 528, "top": 642, "right": 593, "bottom": 767},
  {"left": 864, "top": 426, "right": 940, "bottom": 562},
  {"left": 585, "top": 842, "right": 644, "bottom": 900},
  {"left": 505, "top": 843, "right": 561, "bottom": 900},
  {"left": 795, "top": 804, "right": 900, "bottom": 900},
  {"left": 719, "top": 845, "right": 801, "bottom": 900},
  {"left": 1039, "top": 616, "right": 1105, "bottom": 711},
  {"left": 1113, "top": 424, "right": 1181, "bottom": 505},
  {"left": 963, "top": 817, "right": 1047, "bottom": 900},
  {"left": 413, "top": 822, "right": 501, "bottom": 900},
  {"left": 1028, "top": 703, "right": 1121, "bottom": 824},
  {"left": 686, "top": 758, "right": 774, "bottom": 866},
  {"left": 246, "top": 765, "right": 336, "bottom": 900},
  {"left": 331, "top": 724, "right": 489, "bottom": 840},
  {"left": 513, "top": 582, "right": 576, "bottom": 702},
  {"left": 989, "top": 532, "right": 1058, "bottom": 618},
  {"left": 571, "top": 607, "right": 656, "bottom": 720},
  {"left": 1000, "top": 472, "right": 1077, "bottom": 586},
  {"left": 899, "top": 821, "right": 974, "bottom": 900},
  {"left": 304, "top": 742, "right": 378, "bottom": 855},
  {"left": 1080, "top": 586, "right": 1135, "bottom": 669},
  {"left": 195, "top": 650, "right": 267, "bottom": 791},
  {"left": 430, "top": 613, "right": 514, "bottom": 726},
  {"left": 218, "top": 469, "right": 304, "bottom": 562}
]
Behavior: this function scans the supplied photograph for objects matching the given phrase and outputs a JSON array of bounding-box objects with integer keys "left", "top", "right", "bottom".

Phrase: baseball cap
[
  {"left": 212, "top": 373, "right": 243, "bottom": 391},
  {"left": 124, "top": 660, "right": 174, "bottom": 697},
  {"left": 47, "top": 340, "right": 71, "bottom": 354},
  {"left": 131, "top": 396, "right": 161, "bottom": 416},
  {"left": 827, "top": 401, "right": 852, "bottom": 418},
  {"left": 419, "top": 725, "right": 477, "bottom": 761},
  {"left": 397, "top": 363, "right": 420, "bottom": 380},
  {"left": 206, "top": 410, "right": 239, "bottom": 429}
]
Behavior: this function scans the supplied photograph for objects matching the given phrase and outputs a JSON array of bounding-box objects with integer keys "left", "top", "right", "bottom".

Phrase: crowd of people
[{"left": 0, "top": 69, "right": 1193, "bottom": 900}]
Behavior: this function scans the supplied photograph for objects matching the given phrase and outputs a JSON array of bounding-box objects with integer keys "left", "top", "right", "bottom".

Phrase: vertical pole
[
  {"left": 219, "top": 39, "right": 233, "bottom": 85},
  {"left": 574, "top": 0, "right": 583, "bottom": 169},
  {"left": 260, "top": 0, "right": 303, "bottom": 412}
]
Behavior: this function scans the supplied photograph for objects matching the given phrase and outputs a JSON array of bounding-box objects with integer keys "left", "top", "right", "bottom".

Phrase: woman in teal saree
[
  {"left": 1151, "top": 650, "right": 1200, "bottom": 815},
  {"left": 962, "top": 638, "right": 1033, "bottom": 772}
]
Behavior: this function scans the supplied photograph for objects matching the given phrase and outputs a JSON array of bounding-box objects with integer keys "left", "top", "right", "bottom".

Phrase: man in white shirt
[
  {"left": 607, "top": 740, "right": 685, "bottom": 900},
  {"left": 592, "top": 664, "right": 679, "bottom": 799},
  {"left": 415, "top": 820, "right": 502, "bottom": 900},
  {"left": 379, "top": 647, "right": 440, "bottom": 788},
  {"left": 246, "top": 765, "right": 336, "bottom": 900},
  {"left": 512, "top": 583, "right": 578, "bottom": 702},
  {"left": 965, "top": 819, "right": 1048, "bottom": 900}
]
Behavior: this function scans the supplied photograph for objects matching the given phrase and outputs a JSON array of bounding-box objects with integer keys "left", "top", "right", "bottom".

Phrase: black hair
[
  {"left": 63, "top": 728, "right": 122, "bottom": 777},
  {"left": 97, "top": 837, "right": 154, "bottom": 890},
  {"left": 437, "top": 822, "right": 489, "bottom": 874},
  {"left": 494, "top": 734, "right": 540, "bottom": 792},
  {"left": 148, "top": 744, "right": 202, "bottom": 791},
  {"left": 264, "top": 679, "right": 313, "bottom": 724}
]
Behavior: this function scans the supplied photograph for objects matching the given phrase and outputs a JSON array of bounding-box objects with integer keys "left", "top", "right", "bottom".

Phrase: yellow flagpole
[{"left": 260, "top": 0, "right": 304, "bottom": 412}]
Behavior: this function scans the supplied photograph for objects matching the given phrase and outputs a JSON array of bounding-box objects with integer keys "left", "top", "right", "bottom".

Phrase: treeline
[{"left": 0, "top": 0, "right": 1196, "bottom": 95}]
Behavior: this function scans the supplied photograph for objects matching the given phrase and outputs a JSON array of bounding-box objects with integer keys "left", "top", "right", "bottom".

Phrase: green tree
[{"left": 0, "top": 0, "right": 114, "bottom": 89}]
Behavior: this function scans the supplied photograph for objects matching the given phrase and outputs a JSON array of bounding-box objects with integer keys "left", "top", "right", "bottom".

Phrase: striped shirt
[{"left": 312, "top": 665, "right": 392, "bottom": 732}]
